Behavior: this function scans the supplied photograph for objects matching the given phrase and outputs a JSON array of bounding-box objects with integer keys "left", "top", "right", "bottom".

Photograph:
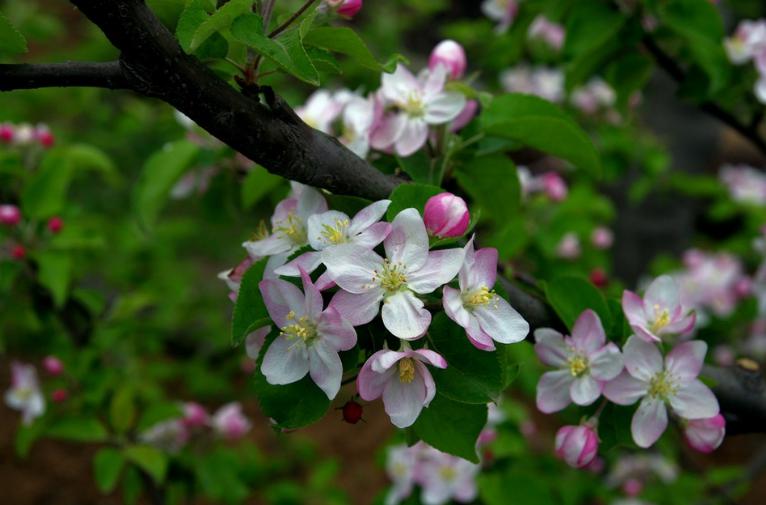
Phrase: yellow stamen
[
  {"left": 649, "top": 304, "right": 671, "bottom": 333},
  {"left": 648, "top": 371, "right": 677, "bottom": 400},
  {"left": 463, "top": 286, "right": 496, "bottom": 308},
  {"left": 274, "top": 213, "right": 307, "bottom": 244},
  {"left": 320, "top": 218, "right": 350, "bottom": 245},
  {"left": 398, "top": 358, "right": 416, "bottom": 383},
  {"left": 439, "top": 466, "right": 457, "bottom": 481},
  {"left": 373, "top": 259, "right": 408, "bottom": 294},
  {"left": 281, "top": 314, "right": 317, "bottom": 343},
  {"left": 403, "top": 93, "right": 425, "bottom": 117},
  {"left": 251, "top": 221, "right": 269, "bottom": 241},
  {"left": 568, "top": 354, "right": 589, "bottom": 377}
]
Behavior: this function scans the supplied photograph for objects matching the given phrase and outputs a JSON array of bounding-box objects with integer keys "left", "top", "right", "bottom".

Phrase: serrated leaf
[
  {"left": 94, "top": 448, "right": 125, "bottom": 494},
  {"left": 189, "top": 0, "right": 253, "bottom": 51},
  {"left": 303, "top": 26, "right": 403, "bottom": 73}
]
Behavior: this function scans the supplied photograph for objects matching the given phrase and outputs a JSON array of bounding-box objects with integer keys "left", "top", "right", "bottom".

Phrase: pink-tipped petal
[
  {"left": 571, "top": 309, "right": 606, "bottom": 353},
  {"left": 329, "top": 289, "right": 383, "bottom": 326},
  {"left": 631, "top": 397, "right": 668, "bottom": 448},
  {"left": 603, "top": 371, "right": 648, "bottom": 405},
  {"left": 259, "top": 278, "right": 307, "bottom": 327},
  {"left": 536, "top": 370, "right": 574, "bottom": 413},
  {"left": 534, "top": 328, "right": 569, "bottom": 367},
  {"left": 381, "top": 291, "right": 432, "bottom": 340},
  {"left": 623, "top": 336, "right": 664, "bottom": 382},
  {"left": 669, "top": 380, "right": 719, "bottom": 420},
  {"left": 589, "top": 343, "right": 624, "bottom": 381},
  {"left": 665, "top": 340, "right": 707, "bottom": 381}
]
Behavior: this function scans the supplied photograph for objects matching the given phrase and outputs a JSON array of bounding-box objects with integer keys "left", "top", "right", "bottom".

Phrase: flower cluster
[
  {"left": 535, "top": 275, "right": 723, "bottom": 467},
  {"left": 224, "top": 184, "right": 529, "bottom": 428},
  {"left": 0, "top": 201, "right": 65, "bottom": 261},
  {"left": 293, "top": 41, "right": 472, "bottom": 159},
  {"left": 0, "top": 122, "right": 55, "bottom": 148},
  {"left": 528, "top": 15, "right": 565, "bottom": 51},
  {"left": 501, "top": 65, "right": 565, "bottom": 103},
  {"left": 517, "top": 167, "right": 569, "bottom": 201},
  {"left": 481, "top": 0, "right": 519, "bottom": 33},
  {"left": 724, "top": 19, "right": 766, "bottom": 103},
  {"left": 140, "top": 402, "right": 252, "bottom": 452},
  {"left": 720, "top": 163, "right": 766, "bottom": 206},
  {"left": 4, "top": 361, "right": 46, "bottom": 425},
  {"left": 385, "top": 442, "right": 480, "bottom": 505}
]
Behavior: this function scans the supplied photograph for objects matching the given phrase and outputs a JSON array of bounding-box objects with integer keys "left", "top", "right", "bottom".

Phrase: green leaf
[
  {"left": 110, "top": 387, "right": 136, "bottom": 435},
  {"left": 481, "top": 94, "right": 601, "bottom": 177},
  {"left": 137, "top": 402, "right": 183, "bottom": 431},
  {"left": 0, "top": 11, "right": 27, "bottom": 56},
  {"left": 189, "top": 0, "right": 253, "bottom": 51},
  {"left": 412, "top": 394, "right": 487, "bottom": 463},
  {"left": 15, "top": 421, "right": 44, "bottom": 457},
  {"left": 36, "top": 251, "right": 72, "bottom": 308},
  {"left": 230, "top": 15, "right": 319, "bottom": 85},
  {"left": 455, "top": 154, "right": 520, "bottom": 223},
  {"left": 428, "top": 313, "right": 505, "bottom": 404},
  {"left": 176, "top": 0, "right": 209, "bottom": 52},
  {"left": 386, "top": 183, "right": 443, "bottom": 220},
  {"left": 241, "top": 165, "right": 283, "bottom": 208},
  {"left": 254, "top": 333, "right": 330, "bottom": 429},
  {"left": 94, "top": 448, "right": 125, "bottom": 494},
  {"left": 544, "top": 275, "right": 611, "bottom": 331},
  {"left": 396, "top": 150, "right": 435, "bottom": 185},
  {"left": 133, "top": 139, "right": 200, "bottom": 229},
  {"left": 123, "top": 445, "right": 168, "bottom": 484},
  {"left": 231, "top": 257, "right": 269, "bottom": 346},
  {"left": 479, "top": 469, "right": 556, "bottom": 505},
  {"left": 563, "top": 1, "right": 625, "bottom": 59},
  {"left": 47, "top": 417, "right": 109, "bottom": 442},
  {"left": 303, "top": 26, "right": 402, "bottom": 73}
]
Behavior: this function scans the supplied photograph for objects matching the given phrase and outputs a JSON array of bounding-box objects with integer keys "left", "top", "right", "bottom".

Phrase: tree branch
[
  {"left": 0, "top": 62, "right": 129, "bottom": 91},
  {"left": 642, "top": 35, "right": 766, "bottom": 157},
  {"left": 0, "top": 0, "right": 400, "bottom": 201}
]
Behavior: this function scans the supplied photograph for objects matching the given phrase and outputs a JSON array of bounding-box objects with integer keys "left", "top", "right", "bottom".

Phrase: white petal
[
  {"left": 424, "top": 92, "right": 467, "bottom": 124},
  {"left": 394, "top": 118, "right": 429, "bottom": 157},
  {"left": 536, "top": 370, "right": 574, "bottom": 413},
  {"left": 273, "top": 251, "right": 323, "bottom": 277},
  {"left": 407, "top": 248, "right": 465, "bottom": 294},
  {"left": 570, "top": 375, "right": 602, "bottom": 406},
  {"left": 665, "top": 340, "right": 706, "bottom": 382},
  {"left": 631, "top": 397, "right": 668, "bottom": 448},
  {"left": 473, "top": 297, "right": 529, "bottom": 344},
  {"left": 669, "top": 380, "right": 719, "bottom": 420},
  {"left": 603, "top": 371, "right": 648, "bottom": 405},
  {"left": 329, "top": 289, "right": 383, "bottom": 326},
  {"left": 322, "top": 244, "right": 382, "bottom": 293},
  {"left": 383, "top": 373, "right": 427, "bottom": 428},
  {"left": 317, "top": 306, "right": 357, "bottom": 351},
  {"left": 443, "top": 286, "right": 471, "bottom": 328},
  {"left": 534, "top": 328, "right": 569, "bottom": 367},
  {"left": 243, "top": 234, "right": 292, "bottom": 257},
  {"left": 261, "top": 336, "right": 310, "bottom": 385},
  {"left": 307, "top": 210, "right": 351, "bottom": 250},
  {"left": 352, "top": 222, "right": 391, "bottom": 249},
  {"left": 385, "top": 208, "right": 429, "bottom": 270},
  {"left": 309, "top": 342, "right": 344, "bottom": 400},
  {"left": 381, "top": 291, "right": 431, "bottom": 340},
  {"left": 296, "top": 185, "right": 328, "bottom": 221},
  {"left": 259, "top": 278, "right": 307, "bottom": 327},
  {"left": 348, "top": 199, "right": 391, "bottom": 236},
  {"left": 623, "top": 335, "right": 663, "bottom": 382},
  {"left": 589, "top": 343, "right": 624, "bottom": 381}
]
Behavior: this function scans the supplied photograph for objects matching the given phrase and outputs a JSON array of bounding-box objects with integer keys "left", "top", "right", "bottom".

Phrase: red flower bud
[
  {"left": 0, "top": 204, "right": 21, "bottom": 226},
  {"left": 11, "top": 244, "right": 26, "bottom": 260},
  {"left": 589, "top": 268, "right": 608, "bottom": 288},
  {"left": 51, "top": 389, "right": 69, "bottom": 403},
  {"left": 341, "top": 400, "right": 363, "bottom": 424},
  {"left": 43, "top": 356, "right": 64, "bottom": 376},
  {"left": 47, "top": 216, "right": 64, "bottom": 234}
]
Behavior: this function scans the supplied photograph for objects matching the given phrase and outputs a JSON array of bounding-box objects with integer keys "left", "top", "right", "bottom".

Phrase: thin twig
[{"left": 268, "top": 0, "right": 319, "bottom": 38}]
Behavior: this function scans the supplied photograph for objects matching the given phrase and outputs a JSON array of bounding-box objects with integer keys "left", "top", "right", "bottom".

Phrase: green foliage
[
  {"left": 189, "top": 0, "right": 253, "bottom": 51},
  {"left": 123, "top": 445, "right": 168, "bottom": 484},
  {"left": 386, "top": 183, "right": 443, "bottom": 220},
  {"left": 481, "top": 94, "right": 602, "bottom": 177},
  {"left": 231, "top": 257, "right": 270, "bottom": 346},
  {"left": 455, "top": 154, "right": 521, "bottom": 223},
  {"left": 35, "top": 251, "right": 72, "bottom": 308},
  {"left": 303, "top": 27, "right": 404, "bottom": 73},
  {"left": 94, "top": 448, "right": 126, "bottom": 494},
  {"left": 412, "top": 394, "right": 487, "bottom": 463},
  {"left": 0, "top": 10, "right": 27, "bottom": 56},
  {"left": 46, "top": 417, "right": 109, "bottom": 442},
  {"left": 544, "top": 275, "right": 611, "bottom": 331}
]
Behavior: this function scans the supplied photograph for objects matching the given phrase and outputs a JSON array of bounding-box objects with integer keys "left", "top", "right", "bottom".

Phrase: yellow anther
[
  {"left": 320, "top": 218, "right": 350, "bottom": 245},
  {"left": 568, "top": 355, "right": 589, "bottom": 377},
  {"left": 648, "top": 371, "right": 677, "bottom": 400},
  {"left": 280, "top": 315, "right": 317, "bottom": 343},
  {"left": 403, "top": 93, "right": 425, "bottom": 117},
  {"left": 374, "top": 260, "right": 408, "bottom": 294},
  {"left": 398, "top": 358, "right": 416, "bottom": 383},
  {"left": 649, "top": 305, "right": 671, "bottom": 334},
  {"left": 251, "top": 221, "right": 269, "bottom": 241},
  {"left": 439, "top": 466, "right": 457, "bottom": 481},
  {"left": 463, "top": 286, "right": 495, "bottom": 308},
  {"left": 274, "top": 213, "right": 307, "bottom": 244}
]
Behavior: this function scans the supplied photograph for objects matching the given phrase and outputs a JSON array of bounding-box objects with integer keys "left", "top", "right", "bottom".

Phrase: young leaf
[
  {"left": 544, "top": 275, "right": 611, "bottom": 331},
  {"left": 94, "top": 448, "right": 125, "bottom": 494},
  {"left": 176, "top": 0, "right": 209, "bottom": 52},
  {"left": 303, "top": 27, "right": 403, "bottom": 73},
  {"left": 47, "top": 417, "right": 109, "bottom": 442},
  {"left": 189, "top": 0, "right": 253, "bottom": 51},
  {"left": 231, "top": 257, "right": 270, "bottom": 346},
  {"left": 455, "top": 154, "right": 520, "bottom": 223},
  {"left": 0, "top": 10, "right": 27, "bottom": 56},
  {"left": 123, "top": 445, "right": 168, "bottom": 484},
  {"left": 133, "top": 139, "right": 200, "bottom": 230},
  {"left": 386, "top": 183, "right": 443, "bottom": 220},
  {"left": 110, "top": 387, "right": 136, "bottom": 435},
  {"left": 36, "top": 252, "right": 73, "bottom": 308},
  {"left": 481, "top": 94, "right": 601, "bottom": 177},
  {"left": 412, "top": 394, "right": 487, "bottom": 463}
]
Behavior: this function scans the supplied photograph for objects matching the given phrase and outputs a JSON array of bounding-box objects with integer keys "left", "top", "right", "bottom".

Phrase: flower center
[
  {"left": 393, "top": 462, "right": 408, "bottom": 478},
  {"left": 568, "top": 354, "right": 589, "bottom": 377},
  {"left": 403, "top": 93, "right": 425, "bottom": 117},
  {"left": 374, "top": 259, "right": 408, "bottom": 294},
  {"left": 320, "top": 218, "right": 350, "bottom": 245},
  {"left": 251, "top": 220, "right": 269, "bottom": 241},
  {"left": 398, "top": 358, "right": 416, "bottom": 383},
  {"left": 439, "top": 465, "right": 457, "bottom": 482},
  {"left": 649, "top": 304, "right": 671, "bottom": 333},
  {"left": 463, "top": 286, "right": 496, "bottom": 308},
  {"left": 274, "top": 213, "right": 307, "bottom": 245},
  {"left": 15, "top": 387, "right": 33, "bottom": 401},
  {"left": 648, "top": 371, "right": 677, "bottom": 401},
  {"left": 281, "top": 311, "right": 317, "bottom": 344}
]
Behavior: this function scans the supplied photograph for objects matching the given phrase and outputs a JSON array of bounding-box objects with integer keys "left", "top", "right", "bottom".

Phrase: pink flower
[
  {"left": 275, "top": 199, "right": 392, "bottom": 285},
  {"left": 42, "top": 356, "right": 64, "bottom": 376},
  {"left": 622, "top": 478, "right": 643, "bottom": 497},
  {"left": 0, "top": 123, "right": 14, "bottom": 143},
  {"left": 211, "top": 402, "right": 251, "bottom": 440},
  {"left": 357, "top": 346, "right": 447, "bottom": 428},
  {"left": 372, "top": 64, "right": 466, "bottom": 156},
  {"left": 724, "top": 20, "right": 766, "bottom": 64},
  {"left": 418, "top": 447, "right": 479, "bottom": 504},
  {"left": 481, "top": 0, "right": 518, "bottom": 33},
  {"left": 260, "top": 271, "right": 356, "bottom": 399},
  {"left": 622, "top": 275, "right": 696, "bottom": 343},
  {"left": 0, "top": 204, "right": 21, "bottom": 226},
  {"left": 604, "top": 337, "right": 719, "bottom": 448},
  {"left": 683, "top": 414, "right": 725, "bottom": 453},
  {"left": 217, "top": 256, "right": 254, "bottom": 300},
  {"left": 385, "top": 444, "right": 418, "bottom": 504},
  {"left": 591, "top": 226, "right": 614, "bottom": 249},
  {"left": 139, "top": 419, "right": 189, "bottom": 452},
  {"left": 4, "top": 362, "right": 45, "bottom": 425},
  {"left": 555, "top": 423, "right": 599, "bottom": 469},
  {"left": 720, "top": 164, "right": 766, "bottom": 206},
  {"left": 36, "top": 125, "right": 54, "bottom": 148},
  {"left": 556, "top": 232, "right": 581, "bottom": 259},
  {"left": 676, "top": 250, "right": 748, "bottom": 317},
  {"left": 339, "top": 94, "right": 376, "bottom": 158},
  {"left": 429, "top": 40, "right": 467, "bottom": 80},
  {"left": 324, "top": 209, "right": 464, "bottom": 339},
  {"left": 541, "top": 172, "right": 568, "bottom": 201},
  {"left": 47, "top": 216, "right": 63, "bottom": 234},
  {"left": 535, "top": 310, "right": 623, "bottom": 413},
  {"left": 450, "top": 100, "right": 478, "bottom": 132},
  {"left": 571, "top": 78, "right": 616, "bottom": 114},
  {"left": 296, "top": 90, "right": 345, "bottom": 133},
  {"left": 423, "top": 192, "right": 470, "bottom": 238},
  {"left": 242, "top": 183, "right": 327, "bottom": 259},
  {"left": 443, "top": 240, "right": 528, "bottom": 350},
  {"left": 326, "top": 0, "right": 362, "bottom": 18},
  {"left": 182, "top": 402, "right": 209, "bottom": 429},
  {"left": 245, "top": 326, "right": 271, "bottom": 360},
  {"left": 500, "top": 65, "right": 565, "bottom": 103},
  {"left": 11, "top": 244, "right": 26, "bottom": 260},
  {"left": 528, "top": 15, "right": 565, "bottom": 51}
]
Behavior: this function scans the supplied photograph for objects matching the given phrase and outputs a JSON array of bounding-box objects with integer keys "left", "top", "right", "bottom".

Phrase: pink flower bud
[
  {"left": 0, "top": 204, "right": 21, "bottom": 226},
  {"left": 327, "top": 0, "right": 362, "bottom": 18},
  {"left": 684, "top": 414, "right": 725, "bottom": 453},
  {"left": 423, "top": 192, "right": 470, "bottom": 238},
  {"left": 541, "top": 172, "right": 567, "bottom": 201},
  {"left": 47, "top": 216, "right": 64, "bottom": 234},
  {"left": 182, "top": 402, "right": 209, "bottom": 429},
  {"left": 429, "top": 40, "right": 467, "bottom": 80},
  {"left": 11, "top": 244, "right": 26, "bottom": 260},
  {"left": 36, "top": 126, "right": 55, "bottom": 148},
  {"left": 212, "top": 402, "right": 251, "bottom": 440},
  {"left": 0, "top": 124, "right": 14, "bottom": 143},
  {"left": 43, "top": 356, "right": 64, "bottom": 376},
  {"left": 591, "top": 226, "right": 614, "bottom": 249},
  {"left": 622, "top": 478, "right": 643, "bottom": 497},
  {"left": 556, "top": 233, "right": 580, "bottom": 259},
  {"left": 51, "top": 389, "right": 69, "bottom": 403},
  {"left": 451, "top": 100, "right": 478, "bottom": 132},
  {"left": 589, "top": 268, "right": 608, "bottom": 288},
  {"left": 555, "top": 424, "right": 599, "bottom": 469}
]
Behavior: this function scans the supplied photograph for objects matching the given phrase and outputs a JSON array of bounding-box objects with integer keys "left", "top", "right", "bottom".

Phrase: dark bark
[{"left": 0, "top": 62, "right": 128, "bottom": 90}]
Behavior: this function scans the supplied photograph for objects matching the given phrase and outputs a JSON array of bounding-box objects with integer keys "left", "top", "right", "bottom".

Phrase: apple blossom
[
  {"left": 385, "top": 444, "right": 419, "bottom": 505},
  {"left": 357, "top": 345, "right": 447, "bottom": 428},
  {"left": 481, "top": 0, "right": 519, "bottom": 33},
  {"left": 140, "top": 418, "right": 189, "bottom": 452},
  {"left": 535, "top": 309, "right": 623, "bottom": 413},
  {"left": 541, "top": 172, "right": 568, "bottom": 201},
  {"left": 242, "top": 183, "right": 327, "bottom": 259},
  {"left": 451, "top": 100, "right": 478, "bottom": 132},
  {"left": 36, "top": 125, "right": 54, "bottom": 148},
  {"left": 528, "top": 15, "right": 565, "bottom": 51},
  {"left": 555, "top": 422, "right": 599, "bottom": 469},
  {"left": 571, "top": 78, "right": 616, "bottom": 114},
  {"left": 275, "top": 199, "right": 391, "bottom": 281},
  {"left": 11, "top": 244, "right": 26, "bottom": 260},
  {"left": 42, "top": 356, "right": 64, "bottom": 376},
  {"left": 372, "top": 64, "right": 466, "bottom": 157},
  {"left": 5, "top": 362, "right": 45, "bottom": 425},
  {"left": 0, "top": 123, "right": 13, "bottom": 143},
  {"left": 592, "top": 226, "right": 614, "bottom": 249},
  {"left": 604, "top": 337, "right": 719, "bottom": 448},
  {"left": 675, "top": 250, "right": 749, "bottom": 318},
  {"left": 500, "top": 65, "right": 565, "bottom": 103},
  {"left": 623, "top": 478, "right": 644, "bottom": 497},
  {"left": 557, "top": 232, "right": 581, "bottom": 259},
  {"left": 324, "top": 208, "right": 464, "bottom": 339},
  {"left": 339, "top": 94, "right": 376, "bottom": 158},
  {"left": 325, "top": 0, "right": 362, "bottom": 18},
  {"left": 260, "top": 271, "right": 356, "bottom": 399},
  {"left": 423, "top": 192, "right": 470, "bottom": 238},
  {"left": 683, "top": 414, "right": 725, "bottom": 453},
  {"left": 418, "top": 447, "right": 479, "bottom": 505},
  {"left": 622, "top": 275, "right": 696, "bottom": 343},
  {"left": 429, "top": 40, "right": 467, "bottom": 80},
  {"left": 443, "top": 240, "right": 529, "bottom": 350},
  {"left": 0, "top": 204, "right": 21, "bottom": 226},
  {"left": 724, "top": 20, "right": 766, "bottom": 65},
  {"left": 296, "top": 90, "right": 345, "bottom": 133},
  {"left": 211, "top": 402, "right": 252, "bottom": 440},
  {"left": 720, "top": 164, "right": 766, "bottom": 206},
  {"left": 13, "top": 124, "right": 36, "bottom": 145},
  {"left": 245, "top": 325, "right": 271, "bottom": 360},
  {"left": 607, "top": 454, "right": 678, "bottom": 488},
  {"left": 218, "top": 256, "right": 254, "bottom": 300},
  {"left": 182, "top": 402, "right": 209, "bottom": 429}
]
